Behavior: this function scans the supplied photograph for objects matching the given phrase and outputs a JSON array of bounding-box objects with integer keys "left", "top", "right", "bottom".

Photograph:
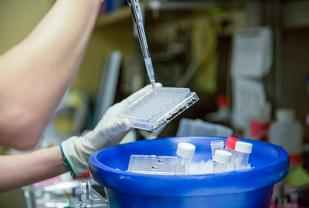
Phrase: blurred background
[{"left": 0, "top": 0, "right": 308, "bottom": 207}]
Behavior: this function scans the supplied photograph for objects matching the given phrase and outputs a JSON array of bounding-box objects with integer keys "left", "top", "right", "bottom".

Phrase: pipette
[{"left": 128, "top": 0, "right": 156, "bottom": 91}]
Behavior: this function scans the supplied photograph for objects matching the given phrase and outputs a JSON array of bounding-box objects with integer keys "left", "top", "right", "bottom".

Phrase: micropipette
[{"left": 128, "top": 0, "right": 156, "bottom": 91}]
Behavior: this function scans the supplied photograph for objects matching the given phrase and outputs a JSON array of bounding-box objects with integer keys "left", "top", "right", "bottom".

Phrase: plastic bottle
[
  {"left": 269, "top": 109, "right": 303, "bottom": 166},
  {"left": 176, "top": 142, "right": 196, "bottom": 174},
  {"left": 234, "top": 141, "right": 253, "bottom": 170},
  {"left": 213, "top": 150, "right": 232, "bottom": 173},
  {"left": 210, "top": 140, "right": 224, "bottom": 160}
]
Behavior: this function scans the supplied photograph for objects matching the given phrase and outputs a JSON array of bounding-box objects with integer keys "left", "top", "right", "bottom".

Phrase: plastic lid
[
  {"left": 213, "top": 150, "right": 232, "bottom": 164},
  {"left": 225, "top": 136, "right": 239, "bottom": 150},
  {"left": 176, "top": 142, "right": 196, "bottom": 158},
  {"left": 235, "top": 141, "right": 253, "bottom": 154},
  {"left": 276, "top": 109, "right": 294, "bottom": 123}
]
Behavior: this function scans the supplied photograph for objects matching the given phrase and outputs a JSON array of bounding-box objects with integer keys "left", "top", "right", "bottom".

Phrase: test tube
[
  {"left": 225, "top": 136, "right": 239, "bottom": 152},
  {"left": 210, "top": 140, "right": 224, "bottom": 160},
  {"left": 176, "top": 142, "right": 196, "bottom": 174},
  {"left": 234, "top": 141, "right": 253, "bottom": 170},
  {"left": 225, "top": 137, "right": 239, "bottom": 170},
  {"left": 213, "top": 150, "right": 232, "bottom": 173}
]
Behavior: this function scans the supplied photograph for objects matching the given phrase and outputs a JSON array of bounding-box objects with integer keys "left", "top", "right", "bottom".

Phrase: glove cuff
[
  {"left": 59, "top": 144, "right": 77, "bottom": 177},
  {"left": 61, "top": 136, "right": 90, "bottom": 177}
]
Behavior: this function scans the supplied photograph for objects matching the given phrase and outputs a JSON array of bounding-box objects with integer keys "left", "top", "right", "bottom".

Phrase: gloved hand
[{"left": 60, "top": 83, "right": 162, "bottom": 176}]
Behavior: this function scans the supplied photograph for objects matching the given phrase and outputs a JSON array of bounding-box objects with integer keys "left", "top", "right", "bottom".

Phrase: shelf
[
  {"left": 96, "top": 6, "right": 132, "bottom": 27},
  {"left": 95, "top": 0, "right": 309, "bottom": 30},
  {"left": 96, "top": 2, "right": 243, "bottom": 28}
]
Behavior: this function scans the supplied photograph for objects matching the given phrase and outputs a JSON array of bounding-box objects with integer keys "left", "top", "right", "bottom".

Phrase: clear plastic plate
[
  {"left": 128, "top": 155, "right": 178, "bottom": 175},
  {"left": 120, "top": 87, "right": 199, "bottom": 131}
]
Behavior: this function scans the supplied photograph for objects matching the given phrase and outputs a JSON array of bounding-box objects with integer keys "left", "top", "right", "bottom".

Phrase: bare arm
[
  {"left": 0, "top": 0, "right": 101, "bottom": 149},
  {"left": 0, "top": 146, "right": 67, "bottom": 192},
  {"left": 0, "top": 84, "right": 154, "bottom": 191}
]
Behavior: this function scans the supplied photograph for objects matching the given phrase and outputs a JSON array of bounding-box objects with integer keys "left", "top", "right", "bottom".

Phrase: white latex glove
[{"left": 60, "top": 83, "right": 162, "bottom": 176}]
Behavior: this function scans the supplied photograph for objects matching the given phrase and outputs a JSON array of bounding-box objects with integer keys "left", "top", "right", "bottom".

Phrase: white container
[
  {"left": 269, "top": 109, "right": 303, "bottom": 156},
  {"left": 176, "top": 142, "right": 196, "bottom": 174},
  {"left": 213, "top": 150, "right": 232, "bottom": 173},
  {"left": 234, "top": 141, "right": 253, "bottom": 170}
]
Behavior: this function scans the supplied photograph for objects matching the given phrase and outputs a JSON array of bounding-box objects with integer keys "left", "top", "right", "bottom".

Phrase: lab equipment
[
  {"left": 231, "top": 27, "right": 272, "bottom": 78},
  {"left": 232, "top": 77, "right": 269, "bottom": 131},
  {"left": 213, "top": 150, "right": 232, "bottom": 173},
  {"left": 22, "top": 179, "right": 109, "bottom": 208},
  {"left": 127, "top": 155, "right": 178, "bottom": 175},
  {"left": 269, "top": 109, "right": 303, "bottom": 166},
  {"left": 127, "top": 142, "right": 195, "bottom": 175},
  {"left": 225, "top": 137, "right": 239, "bottom": 169},
  {"left": 225, "top": 136, "right": 239, "bottom": 152},
  {"left": 127, "top": 0, "right": 199, "bottom": 131},
  {"left": 120, "top": 87, "right": 199, "bottom": 131},
  {"left": 90, "top": 137, "right": 288, "bottom": 208},
  {"left": 176, "top": 118, "right": 233, "bottom": 137},
  {"left": 176, "top": 142, "right": 196, "bottom": 174},
  {"left": 68, "top": 181, "right": 109, "bottom": 208},
  {"left": 128, "top": 0, "right": 156, "bottom": 90},
  {"left": 94, "top": 51, "right": 122, "bottom": 125},
  {"left": 234, "top": 141, "right": 253, "bottom": 170},
  {"left": 210, "top": 140, "right": 224, "bottom": 160}
]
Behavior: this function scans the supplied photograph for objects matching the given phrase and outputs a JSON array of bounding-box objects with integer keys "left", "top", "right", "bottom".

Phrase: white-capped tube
[
  {"left": 176, "top": 142, "right": 196, "bottom": 174},
  {"left": 213, "top": 150, "right": 232, "bottom": 173},
  {"left": 234, "top": 141, "right": 253, "bottom": 170}
]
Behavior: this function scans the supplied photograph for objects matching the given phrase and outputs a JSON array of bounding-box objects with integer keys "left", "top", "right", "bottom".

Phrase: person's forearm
[
  {"left": 0, "top": 0, "right": 101, "bottom": 149},
  {"left": 0, "top": 146, "right": 67, "bottom": 192}
]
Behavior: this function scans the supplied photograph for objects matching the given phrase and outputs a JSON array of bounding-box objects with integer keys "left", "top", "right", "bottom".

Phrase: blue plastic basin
[{"left": 89, "top": 137, "right": 288, "bottom": 208}]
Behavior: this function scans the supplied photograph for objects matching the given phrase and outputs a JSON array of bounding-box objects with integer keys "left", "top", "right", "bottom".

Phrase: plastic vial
[
  {"left": 210, "top": 140, "right": 224, "bottom": 160},
  {"left": 176, "top": 142, "right": 196, "bottom": 174},
  {"left": 213, "top": 150, "right": 232, "bottom": 173},
  {"left": 234, "top": 141, "right": 253, "bottom": 170},
  {"left": 225, "top": 136, "right": 239, "bottom": 152}
]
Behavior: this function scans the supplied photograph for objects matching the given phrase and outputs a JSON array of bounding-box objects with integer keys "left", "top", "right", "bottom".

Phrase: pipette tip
[{"left": 151, "top": 82, "right": 157, "bottom": 93}]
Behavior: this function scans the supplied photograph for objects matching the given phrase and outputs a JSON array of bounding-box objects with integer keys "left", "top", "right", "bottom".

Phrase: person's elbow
[
  {"left": 0, "top": 104, "right": 44, "bottom": 150},
  {"left": 10, "top": 130, "right": 41, "bottom": 150}
]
